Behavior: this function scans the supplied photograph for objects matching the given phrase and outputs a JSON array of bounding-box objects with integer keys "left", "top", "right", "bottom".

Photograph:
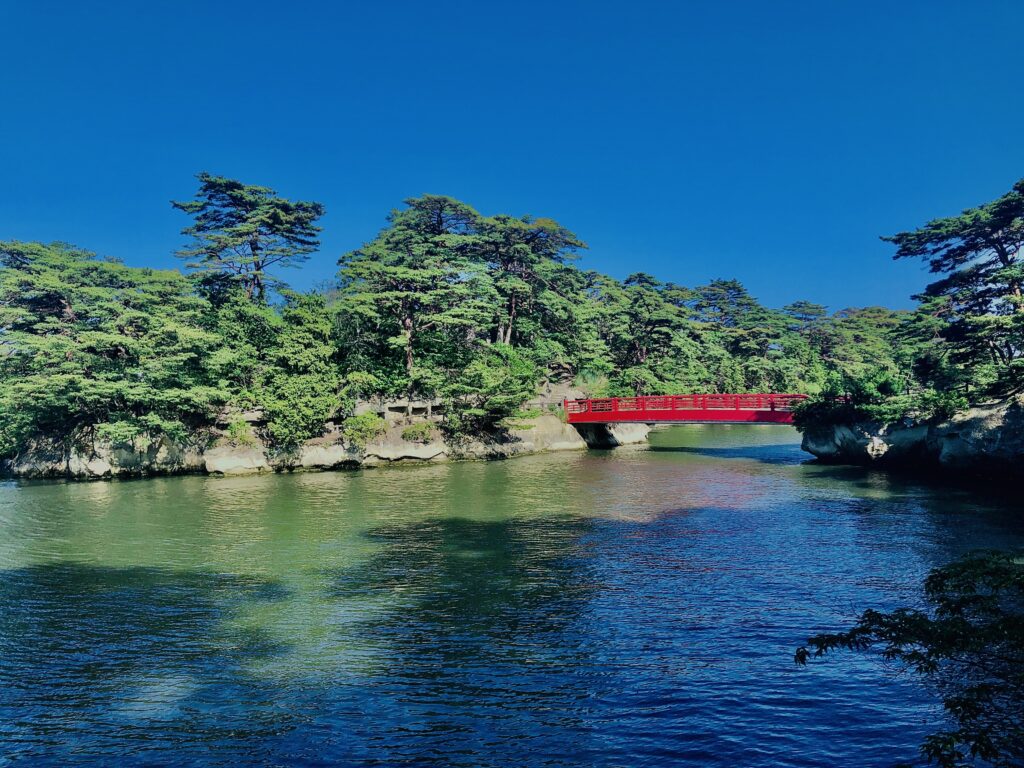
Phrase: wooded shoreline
[{"left": 4, "top": 175, "right": 1024, "bottom": 485}]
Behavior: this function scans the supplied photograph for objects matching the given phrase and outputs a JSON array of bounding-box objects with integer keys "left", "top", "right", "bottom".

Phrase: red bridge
[{"left": 563, "top": 394, "right": 808, "bottom": 425}]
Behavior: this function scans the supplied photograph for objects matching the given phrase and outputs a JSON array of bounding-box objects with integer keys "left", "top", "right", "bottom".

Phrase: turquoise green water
[{"left": 1, "top": 425, "right": 1021, "bottom": 766}]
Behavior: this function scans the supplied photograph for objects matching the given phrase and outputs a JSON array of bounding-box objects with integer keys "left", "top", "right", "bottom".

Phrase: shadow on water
[
  {"left": 648, "top": 443, "right": 804, "bottom": 464},
  {"left": 0, "top": 564, "right": 294, "bottom": 765},
  {"left": 309, "top": 511, "right": 942, "bottom": 767},
  {"left": 804, "top": 461, "right": 1024, "bottom": 508},
  {"left": 0, "top": 516, "right": 614, "bottom": 767},
  {"left": 2, "top": 444, "right": 1023, "bottom": 767},
  {"left": 327, "top": 514, "right": 599, "bottom": 643}
]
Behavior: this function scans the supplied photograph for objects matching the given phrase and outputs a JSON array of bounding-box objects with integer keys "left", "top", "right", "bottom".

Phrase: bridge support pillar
[{"left": 573, "top": 422, "right": 651, "bottom": 449}]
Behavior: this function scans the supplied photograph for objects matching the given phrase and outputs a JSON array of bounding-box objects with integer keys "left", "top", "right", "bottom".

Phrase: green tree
[
  {"left": 337, "top": 195, "right": 495, "bottom": 389},
  {"left": 0, "top": 241, "right": 223, "bottom": 453},
  {"left": 691, "top": 279, "right": 760, "bottom": 328},
  {"left": 260, "top": 292, "right": 342, "bottom": 449},
  {"left": 441, "top": 344, "right": 540, "bottom": 434},
  {"left": 691, "top": 280, "right": 814, "bottom": 392},
  {"left": 815, "top": 307, "right": 905, "bottom": 380},
  {"left": 586, "top": 273, "right": 708, "bottom": 395},
  {"left": 884, "top": 179, "right": 1024, "bottom": 391},
  {"left": 473, "top": 213, "right": 585, "bottom": 345},
  {"left": 172, "top": 172, "right": 325, "bottom": 302},
  {"left": 797, "top": 552, "right": 1024, "bottom": 767},
  {"left": 783, "top": 300, "right": 828, "bottom": 327}
]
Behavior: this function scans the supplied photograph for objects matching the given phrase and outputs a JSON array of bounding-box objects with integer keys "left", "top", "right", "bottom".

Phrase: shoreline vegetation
[
  {"left": 2, "top": 174, "right": 1023, "bottom": 480},
  {"left": 0, "top": 173, "right": 904, "bottom": 479},
  {"left": 790, "top": 177, "right": 1024, "bottom": 482}
]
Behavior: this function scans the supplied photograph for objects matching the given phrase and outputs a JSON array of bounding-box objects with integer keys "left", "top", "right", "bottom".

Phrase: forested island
[
  {"left": 0, "top": 173, "right": 896, "bottom": 476},
  {"left": 1, "top": 173, "right": 1022, "bottom": 479}
]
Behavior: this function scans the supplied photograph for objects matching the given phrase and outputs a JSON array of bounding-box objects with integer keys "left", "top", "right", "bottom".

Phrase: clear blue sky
[{"left": 2, "top": 1, "right": 1023, "bottom": 310}]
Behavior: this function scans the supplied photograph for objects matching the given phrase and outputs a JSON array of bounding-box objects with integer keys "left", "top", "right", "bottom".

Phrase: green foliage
[
  {"left": 441, "top": 345, "right": 540, "bottom": 434},
  {"left": 0, "top": 241, "right": 225, "bottom": 456},
  {"left": 173, "top": 172, "right": 325, "bottom": 302},
  {"left": 793, "top": 368, "right": 969, "bottom": 430},
  {"left": 341, "top": 413, "right": 387, "bottom": 448},
  {"left": 3, "top": 183, "right": 955, "bottom": 459},
  {"left": 342, "top": 371, "right": 385, "bottom": 399},
  {"left": 262, "top": 373, "right": 338, "bottom": 448},
  {"left": 95, "top": 414, "right": 189, "bottom": 445},
  {"left": 884, "top": 178, "right": 1024, "bottom": 396},
  {"left": 336, "top": 195, "right": 495, "bottom": 384},
  {"left": 224, "top": 416, "right": 258, "bottom": 448},
  {"left": 259, "top": 293, "right": 342, "bottom": 449},
  {"left": 332, "top": 195, "right": 915, "bottom": 419},
  {"left": 796, "top": 552, "right": 1024, "bottom": 767},
  {"left": 912, "top": 389, "right": 971, "bottom": 421},
  {"left": 574, "top": 370, "right": 611, "bottom": 398},
  {"left": 95, "top": 420, "right": 146, "bottom": 445},
  {"left": 400, "top": 421, "right": 436, "bottom": 443}
]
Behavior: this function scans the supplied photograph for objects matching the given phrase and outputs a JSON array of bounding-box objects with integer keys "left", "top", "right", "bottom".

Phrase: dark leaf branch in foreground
[{"left": 797, "top": 552, "right": 1024, "bottom": 767}]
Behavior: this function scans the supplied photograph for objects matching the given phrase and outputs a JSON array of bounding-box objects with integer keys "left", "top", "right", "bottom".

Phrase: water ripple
[{"left": 1, "top": 425, "right": 1022, "bottom": 766}]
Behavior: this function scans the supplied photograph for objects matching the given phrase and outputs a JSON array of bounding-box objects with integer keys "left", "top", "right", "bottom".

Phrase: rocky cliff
[
  {"left": 0, "top": 412, "right": 650, "bottom": 481},
  {"left": 801, "top": 398, "right": 1024, "bottom": 479}
]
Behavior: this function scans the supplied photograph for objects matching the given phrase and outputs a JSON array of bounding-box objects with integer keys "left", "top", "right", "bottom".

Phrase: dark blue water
[{"left": 1, "top": 425, "right": 1021, "bottom": 766}]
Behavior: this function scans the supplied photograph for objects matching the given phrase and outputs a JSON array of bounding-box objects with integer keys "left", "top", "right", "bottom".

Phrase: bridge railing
[{"left": 564, "top": 393, "right": 808, "bottom": 415}]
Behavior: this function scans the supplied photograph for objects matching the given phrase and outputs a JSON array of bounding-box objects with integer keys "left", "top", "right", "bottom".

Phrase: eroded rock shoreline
[
  {"left": 12, "top": 397, "right": 1020, "bottom": 483},
  {"left": 800, "top": 399, "right": 1024, "bottom": 481},
  {"left": 0, "top": 412, "right": 651, "bottom": 481}
]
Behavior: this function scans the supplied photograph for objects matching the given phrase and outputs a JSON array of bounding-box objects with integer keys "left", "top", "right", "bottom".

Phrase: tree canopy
[
  {"left": 172, "top": 172, "right": 325, "bottom": 302},
  {"left": 0, "top": 178, "right": 927, "bottom": 457},
  {"left": 884, "top": 179, "right": 1024, "bottom": 393}
]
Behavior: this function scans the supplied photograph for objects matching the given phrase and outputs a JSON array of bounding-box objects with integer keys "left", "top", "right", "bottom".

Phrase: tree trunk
[
  {"left": 250, "top": 239, "right": 264, "bottom": 302},
  {"left": 403, "top": 316, "right": 414, "bottom": 376},
  {"left": 252, "top": 270, "right": 264, "bottom": 303},
  {"left": 993, "top": 243, "right": 1023, "bottom": 310},
  {"left": 503, "top": 296, "right": 516, "bottom": 345}
]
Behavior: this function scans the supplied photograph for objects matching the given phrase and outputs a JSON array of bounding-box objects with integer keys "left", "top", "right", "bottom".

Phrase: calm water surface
[{"left": 1, "top": 425, "right": 1022, "bottom": 767}]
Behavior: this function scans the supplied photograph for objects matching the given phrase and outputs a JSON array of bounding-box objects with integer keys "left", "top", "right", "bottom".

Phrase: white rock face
[
  {"left": 363, "top": 443, "right": 448, "bottom": 465},
  {"left": 202, "top": 446, "right": 271, "bottom": 475},
  {"left": 4, "top": 433, "right": 207, "bottom": 479},
  {"left": 572, "top": 421, "right": 652, "bottom": 449},
  {"left": 67, "top": 452, "right": 114, "bottom": 478},
  {"left": 606, "top": 423, "right": 652, "bottom": 446},
  {"left": 929, "top": 400, "right": 1024, "bottom": 471},
  {"left": 0, "top": 409, "right": 645, "bottom": 480},
  {"left": 294, "top": 444, "right": 359, "bottom": 469},
  {"left": 507, "top": 412, "right": 590, "bottom": 452},
  {"left": 801, "top": 399, "right": 1024, "bottom": 477}
]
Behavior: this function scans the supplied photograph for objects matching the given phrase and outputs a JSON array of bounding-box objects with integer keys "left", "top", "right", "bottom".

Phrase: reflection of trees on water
[
  {"left": 798, "top": 463, "right": 1024, "bottom": 564},
  {"left": 0, "top": 564, "right": 292, "bottom": 764},
  {"left": 320, "top": 514, "right": 609, "bottom": 761},
  {"left": 0, "top": 513, "right": 608, "bottom": 765}
]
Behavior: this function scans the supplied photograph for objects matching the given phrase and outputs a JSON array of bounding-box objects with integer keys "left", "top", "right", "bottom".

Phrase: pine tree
[{"left": 172, "top": 172, "right": 324, "bottom": 302}]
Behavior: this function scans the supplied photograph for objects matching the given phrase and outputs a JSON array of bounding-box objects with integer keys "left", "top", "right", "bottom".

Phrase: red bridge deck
[{"left": 563, "top": 394, "right": 808, "bottom": 425}]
